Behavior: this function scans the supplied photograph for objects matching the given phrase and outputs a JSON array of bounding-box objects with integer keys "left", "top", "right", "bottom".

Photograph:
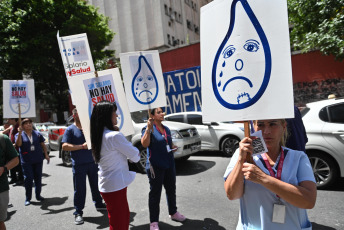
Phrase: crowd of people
[{"left": 0, "top": 100, "right": 317, "bottom": 230}]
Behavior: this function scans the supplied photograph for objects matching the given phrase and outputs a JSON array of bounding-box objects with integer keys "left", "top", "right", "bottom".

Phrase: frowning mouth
[
  {"left": 222, "top": 76, "right": 253, "bottom": 92},
  {"left": 139, "top": 90, "right": 153, "bottom": 96}
]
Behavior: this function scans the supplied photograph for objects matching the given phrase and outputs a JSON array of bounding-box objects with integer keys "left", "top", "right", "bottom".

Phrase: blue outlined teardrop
[
  {"left": 131, "top": 55, "right": 159, "bottom": 105},
  {"left": 212, "top": 0, "right": 272, "bottom": 110}
]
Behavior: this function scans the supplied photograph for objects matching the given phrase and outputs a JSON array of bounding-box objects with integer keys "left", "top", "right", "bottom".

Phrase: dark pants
[
  {"left": 10, "top": 157, "right": 24, "bottom": 181},
  {"left": 147, "top": 165, "right": 177, "bottom": 223},
  {"left": 72, "top": 162, "right": 103, "bottom": 216},
  {"left": 21, "top": 162, "right": 43, "bottom": 201},
  {"left": 101, "top": 187, "right": 129, "bottom": 230}
]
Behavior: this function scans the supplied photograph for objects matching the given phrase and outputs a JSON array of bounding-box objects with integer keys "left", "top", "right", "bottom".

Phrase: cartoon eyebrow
[{"left": 245, "top": 39, "right": 260, "bottom": 44}]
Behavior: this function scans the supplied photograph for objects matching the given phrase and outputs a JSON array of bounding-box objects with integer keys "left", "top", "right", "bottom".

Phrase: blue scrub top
[
  {"left": 15, "top": 130, "right": 45, "bottom": 164},
  {"left": 142, "top": 124, "right": 174, "bottom": 170},
  {"left": 62, "top": 124, "right": 94, "bottom": 166}
]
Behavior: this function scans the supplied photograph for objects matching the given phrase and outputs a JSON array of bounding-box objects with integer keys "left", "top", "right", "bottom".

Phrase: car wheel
[
  {"left": 308, "top": 151, "right": 339, "bottom": 189},
  {"left": 221, "top": 137, "right": 239, "bottom": 157},
  {"left": 61, "top": 149, "right": 72, "bottom": 167},
  {"left": 135, "top": 144, "right": 147, "bottom": 174}
]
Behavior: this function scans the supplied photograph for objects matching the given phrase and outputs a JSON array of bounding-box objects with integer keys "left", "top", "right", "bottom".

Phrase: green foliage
[
  {"left": 0, "top": 0, "right": 114, "bottom": 121},
  {"left": 288, "top": 0, "right": 344, "bottom": 60}
]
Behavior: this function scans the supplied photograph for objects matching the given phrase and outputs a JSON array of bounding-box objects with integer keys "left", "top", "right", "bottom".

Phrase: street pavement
[{"left": 5, "top": 151, "right": 344, "bottom": 230}]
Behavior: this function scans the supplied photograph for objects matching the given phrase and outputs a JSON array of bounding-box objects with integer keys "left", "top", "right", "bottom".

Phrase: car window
[
  {"left": 328, "top": 103, "right": 344, "bottom": 123},
  {"left": 187, "top": 114, "right": 203, "bottom": 125},
  {"left": 166, "top": 115, "right": 184, "bottom": 123},
  {"left": 319, "top": 107, "right": 329, "bottom": 122},
  {"left": 300, "top": 107, "right": 310, "bottom": 117}
]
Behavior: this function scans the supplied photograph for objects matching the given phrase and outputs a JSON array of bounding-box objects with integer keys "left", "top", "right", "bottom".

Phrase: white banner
[
  {"left": 68, "top": 68, "right": 134, "bottom": 149},
  {"left": 201, "top": 0, "right": 294, "bottom": 122},
  {"left": 120, "top": 51, "right": 167, "bottom": 112},
  {"left": 57, "top": 32, "right": 95, "bottom": 78},
  {"left": 3, "top": 80, "right": 36, "bottom": 118}
]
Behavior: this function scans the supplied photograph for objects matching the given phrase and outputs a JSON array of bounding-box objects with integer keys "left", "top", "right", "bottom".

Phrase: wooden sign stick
[{"left": 244, "top": 121, "right": 254, "bottom": 164}]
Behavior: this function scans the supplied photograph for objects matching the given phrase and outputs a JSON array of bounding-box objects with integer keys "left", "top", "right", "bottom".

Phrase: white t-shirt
[
  {"left": 98, "top": 128, "right": 140, "bottom": 193},
  {"left": 224, "top": 147, "right": 315, "bottom": 230}
]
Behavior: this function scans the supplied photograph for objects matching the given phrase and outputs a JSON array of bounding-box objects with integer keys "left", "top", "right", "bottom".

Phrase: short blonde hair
[{"left": 253, "top": 119, "right": 288, "bottom": 147}]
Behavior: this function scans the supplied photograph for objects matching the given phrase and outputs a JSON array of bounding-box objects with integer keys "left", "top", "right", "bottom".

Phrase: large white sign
[
  {"left": 201, "top": 0, "right": 294, "bottom": 122},
  {"left": 68, "top": 68, "right": 134, "bottom": 148},
  {"left": 57, "top": 32, "right": 95, "bottom": 78},
  {"left": 120, "top": 51, "right": 167, "bottom": 112},
  {"left": 3, "top": 80, "right": 36, "bottom": 118}
]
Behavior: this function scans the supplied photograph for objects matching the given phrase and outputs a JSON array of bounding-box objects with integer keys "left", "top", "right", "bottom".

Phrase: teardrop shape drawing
[
  {"left": 131, "top": 55, "right": 159, "bottom": 105},
  {"left": 212, "top": 0, "right": 271, "bottom": 110}
]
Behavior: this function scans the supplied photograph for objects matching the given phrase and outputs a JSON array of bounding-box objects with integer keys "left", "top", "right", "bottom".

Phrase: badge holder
[{"left": 272, "top": 199, "right": 286, "bottom": 224}]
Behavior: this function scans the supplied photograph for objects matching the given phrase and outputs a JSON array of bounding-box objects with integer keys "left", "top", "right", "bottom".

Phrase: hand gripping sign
[
  {"left": 120, "top": 51, "right": 167, "bottom": 112},
  {"left": 201, "top": 0, "right": 294, "bottom": 122},
  {"left": 3, "top": 80, "right": 36, "bottom": 118},
  {"left": 67, "top": 68, "right": 134, "bottom": 149}
]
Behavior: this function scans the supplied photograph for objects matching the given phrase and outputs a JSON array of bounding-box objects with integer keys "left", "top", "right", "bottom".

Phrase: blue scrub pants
[
  {"left": 72, "top": 162, "right": 103, "bottom": 216},
  {"left": 22, "top": 162, "right": 43, "bottom": 201},
  {"left": 146, "top": 165, "right": 177, "bottom": 223}
]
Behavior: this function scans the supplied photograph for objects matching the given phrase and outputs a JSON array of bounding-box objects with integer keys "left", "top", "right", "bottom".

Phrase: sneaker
[
  {"left": 170, "top": 211, "right": 186, "bottom": 222},
  {"left": 36, "top": 196, "right": 45, "bottom": 201},
  {"left": 25, "top": 201, "right": 31, "bottom": 206},
  {"left": 150, "top": 222, "right": 159, "bottom": 230},
  {"left": 75, "top": 214, "right": 84, "bottom": 225},
  {"left": 95, "top": 203, "right": 107, "bottom": 211},
  {"left": 8, "top": 203, "right": 13, "bottom": 208}
]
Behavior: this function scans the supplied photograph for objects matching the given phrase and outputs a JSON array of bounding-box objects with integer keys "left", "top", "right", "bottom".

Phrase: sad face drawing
[
  {"left": 212, "top": 0, "right": 271, "bottom": 110},
  {"left": 131, "top": 55, "right": 159, "bottom": 105}
]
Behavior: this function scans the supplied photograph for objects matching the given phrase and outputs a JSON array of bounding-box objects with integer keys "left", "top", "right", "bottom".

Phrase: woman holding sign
[
  {"left": 15, "top": 118, "right": 50, "bottom": 206},
  {"left": 224, "top": 119, "right": 316, "bottom": 230},
  {"left": 141, "top": 107, "right": 186, "bottom": 230},
  {"left": 90, "top": 101, "right": 140, "bottom": 230}
]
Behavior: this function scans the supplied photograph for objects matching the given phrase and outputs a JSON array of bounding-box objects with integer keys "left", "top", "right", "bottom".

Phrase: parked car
[
  {"left": 301, "top": 98, "right": 344, "bottom": 189},
  {"left": 48, "top": 111, "right": 202, "bottom": 172},
  {"left": 164, "top": 112, "right": 245, "bottom": 157}
]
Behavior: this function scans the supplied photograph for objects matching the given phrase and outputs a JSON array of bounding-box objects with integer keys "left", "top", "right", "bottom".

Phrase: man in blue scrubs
[{"left": 62, "top": 108, "right": 105, "bottom": 225}]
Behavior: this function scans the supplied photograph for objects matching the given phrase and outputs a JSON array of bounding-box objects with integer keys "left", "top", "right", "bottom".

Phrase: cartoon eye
[
  {"left": 137, "top": 76, "right": 143, "bottom": 82},
  {"left": 222, "top": 46, "right": 236, "bottom": 58},
  {"left": 147, "top": 75, "right": 153, "bottom": 81},
  {"left": 243, "top": 40, "right": 259, "bottom": 52}
]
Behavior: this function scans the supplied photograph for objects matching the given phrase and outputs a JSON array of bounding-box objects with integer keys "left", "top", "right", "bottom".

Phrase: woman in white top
[{"left": 90, "top": 100, "right": 140, "bottom": 230}]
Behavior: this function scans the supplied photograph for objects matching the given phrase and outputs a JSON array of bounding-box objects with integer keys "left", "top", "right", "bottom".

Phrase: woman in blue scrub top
[
  {"left": 224, "top": 119, "right": 317, "bottom": 230},
  {"left": 141, "top": 108, "right": 186, "bottom": 230},
  {"left": 15, "top": 118, "right": 50, "bottom": 206}
]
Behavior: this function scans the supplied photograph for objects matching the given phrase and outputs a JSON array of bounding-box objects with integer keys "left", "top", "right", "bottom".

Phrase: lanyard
[
  {"left": 26, "top": 133, "right": 33, "bottom": 144},
  {"left": 261, "top": 148, "right": 284, "bottom": 198},
  {"left": 155, "top": 124, "right": 168, "bottom": 144}
]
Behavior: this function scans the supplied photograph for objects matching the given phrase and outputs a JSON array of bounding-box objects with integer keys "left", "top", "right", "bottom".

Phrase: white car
[
  {"left": 302, "top": 98, "right": 344, "bottom": 189},
  {"left": 165, "top": 112, "right": 245, "bottom": 157}
]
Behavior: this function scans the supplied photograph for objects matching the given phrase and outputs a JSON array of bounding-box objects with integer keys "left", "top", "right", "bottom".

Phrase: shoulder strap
[{"left": 0, "top": 134, "right": 5, "bottom": 153}]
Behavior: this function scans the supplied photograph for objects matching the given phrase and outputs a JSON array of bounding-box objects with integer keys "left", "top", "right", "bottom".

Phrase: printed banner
[
  {"left": 163, "top": 66, "right": 202, "bottom": 114},
  {"left": 3, "top": 80, "right": 36, "bottom": 118},
  {"left": 57, "top": 32, "right": 95, "bottom": 78},
  {"left": 68, "top": 68, "right": 134, "bottom": 148},
  {"left": 201, "top": 0, "right": 294, "bottom": 122},
  {"left": 120, "top": 51, "right": 167, "bottom": 112}
]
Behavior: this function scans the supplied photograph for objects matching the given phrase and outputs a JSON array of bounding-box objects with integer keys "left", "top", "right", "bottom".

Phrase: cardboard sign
[
  {"left": 3, "top": 80, "right": 36, "bottom": 118},
  {"left": 57, "top": 32, "right": 95, "bottom": 78},
  {"left": 201, "top": 0, "right": 294, "bottom": 122},
  {"left": 120, "top": 51, "right": 167, "bottom": 112},
  {"left": 68, "top": 68, "right": 134, "bottom": 148}
]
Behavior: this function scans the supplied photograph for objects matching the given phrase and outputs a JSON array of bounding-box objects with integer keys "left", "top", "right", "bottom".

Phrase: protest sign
[
  {"left": 3, "top": 80, "right": 36, "bottom": 118},
  {"left": 201, "top": 0, "right": 294, "bottom": 122},
  {"left": 57, "top": 32, "right": 95, "bottom": 78},
  {"left": 120, "top": 51, "right": 167, "bottom": 112},
  {"left": 67, "top": 68, "right": 134, "bottom": 148}
]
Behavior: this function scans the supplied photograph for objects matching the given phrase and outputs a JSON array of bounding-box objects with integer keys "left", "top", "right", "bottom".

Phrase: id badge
[
  {"left": 30, "top": 145, "right": 35, "bottom": 151},
  {"left": 166, "top": 145, "right": 171, "bottom": 152},
  {"left": 272, "top": 203, "right": 286, "bottom": 224}
]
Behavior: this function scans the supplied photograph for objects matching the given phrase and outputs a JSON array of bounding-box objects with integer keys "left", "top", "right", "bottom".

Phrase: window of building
[
  {"left": 187, "top": 20, "right": 193, "bottom": 30},
  {"left": 167, "top": 34, "right": 171, "bottom": 45},
  {"left": 178, "top": 13, "right": 182, "bottom": 23},
  {"left": 164, "top": 4, "right": 168, "bottom": 15},
  {"left": 194, "top": 25, "right": 199, "bottom": 34},
  {"left": 169, "top": 7, "right": 172, "bottom": 16},
  {"left": 172, "top": 36, "right": 175, "bottom": 46}
]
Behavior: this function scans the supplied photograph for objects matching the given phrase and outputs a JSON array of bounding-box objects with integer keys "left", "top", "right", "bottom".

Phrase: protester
[
  {"left": 286, "top": 106, "right": 308, "bottom": 152},
  {"left": 141, "top": 107, "right": 186, "bottom": 230},
  {"left": 224, "top": 119, "right": 317, "bottom": 230},
  {"left": 8, "top": 118, "right": 24, "bottom": 185},
  {"left": 0, "top": 133, "right": 19, "bottom": 230},
  {"left": 1, "top": 120, "right": 11, "bottom": 136},
  {"left": 15, "top": 118, "right": 50, "bottom": 206},
  {"left": 62, "top": 108, "right": 106, "bottom": 225},
  {"left": 90, "top": 100, "right": 140, "bottom": 230}
]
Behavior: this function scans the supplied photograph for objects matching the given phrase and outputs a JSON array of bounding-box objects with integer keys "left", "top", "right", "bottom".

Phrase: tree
[
  {"left": 0, "top": 0, "right": 114, "bottom": 122},
  {"left": 288, "top": 0, "right": 344, "bottom": 60}
]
